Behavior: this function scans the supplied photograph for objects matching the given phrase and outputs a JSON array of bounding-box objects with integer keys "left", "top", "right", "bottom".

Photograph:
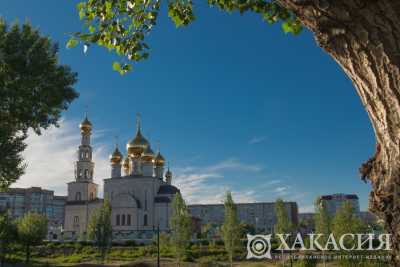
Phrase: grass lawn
[{"left": 1, "top": 243, "right": 389, "bottom": 267}]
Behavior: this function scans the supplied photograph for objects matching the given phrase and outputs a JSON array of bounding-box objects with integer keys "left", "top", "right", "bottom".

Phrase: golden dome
[
  {"left": 109, "top": 147, "right": 123, "bottom": 164},
  {"left": 127, "top": 128, "right": 149, "bottom": 156},
  {"left": 154, "top": 151, "right": 165, "bottom": 166},
  {"left": 141, "top": 145, "right": 155, "bottom": 162},
  {"left": 79, "top": 116, "right": 92, "bottom": 133}
]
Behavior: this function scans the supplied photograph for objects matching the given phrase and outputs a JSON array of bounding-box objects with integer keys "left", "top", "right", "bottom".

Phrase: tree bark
[{"left": 277, "top": 0, "right": 400, "bottom": 265}]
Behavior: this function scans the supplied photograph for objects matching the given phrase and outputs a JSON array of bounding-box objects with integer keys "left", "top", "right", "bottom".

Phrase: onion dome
[
  {"left": 154, "top": 151, "right": 165, "bottom": 166},
  {"left": 127, "top": 115, "right": 149, "bottom": 157},
  {"left": 109, "top": 147, "right": 123, "bottom": 165},
  {"left": 79, "top": 116, "right": 92, "bottom": 134},
  {"left": 141, "top": 145, "right": 155, "bottom": 162}
]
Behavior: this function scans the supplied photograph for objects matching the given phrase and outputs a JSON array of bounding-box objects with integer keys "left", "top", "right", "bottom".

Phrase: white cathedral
[{"left": 63, "top": 116, "right": 180, "bottom": 241}]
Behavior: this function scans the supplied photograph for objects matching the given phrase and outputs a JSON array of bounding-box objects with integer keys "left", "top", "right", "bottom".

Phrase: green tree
[
  {"left": 0, "top": 211, "right": 16, "bottom": 267},
  {"left": 200, "top": 222, "right": 213, "bottom": 239},
  {"left": 274, "top": 198, "right": 293, "bottom": 234},
  {"left": 16, "top": 212, "right": 48, "bottom": 264},
  {"left": 170, "top": 192, "right": 191, "bottom": 267},
  {"left": 221, "top": 192, "right": 240, "bottom": 267},
  {"left": 71, "top": 2, "right": 400, "bottom": 263},
  {"left": 156, "top": 232, "right": 172, "bottom": 254},
  {"left": 0, "top": 20, "right": 78, "bottom": 189},
  {"left": 314, "top": 198, "right": 331, "bottom": 267},
  {"left": 274, "top": 198, "right": 293, "bottom": 267},
  {"left": 88, "top": 198, "right": 113, "bottom": 263},
  {"left": 332, "top": 201, "right": 367, "bottom": 248},
  {"left": 331, "top": 201, "right": 367, "bottom": 266},
  {"left": 240, "top": 222, "right": 256, "bottom": 235}
]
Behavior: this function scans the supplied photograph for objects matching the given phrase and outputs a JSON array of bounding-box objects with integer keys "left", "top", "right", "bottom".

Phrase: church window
[
  {"left": 144, "top": 190, "right": 148, "bottom": 211},
  {"left": 80, "top": 152, "right": 84, "bottom": 160},
  {"left": 127, "top": 215, "right": 131, "bottom": 226},
  {"left": 122, "top": 214, "right": 126, "bottom": 226},
  {"left": 143, "top": 214, "right": 148, "bottom": 226},
  {"left": 84, "top": 169, "right": 89, "bottom": 178},
  {"left": 75, "top": 192, "right": 81, "bottom": 201},
  {"left": 85, "top": 152, "right": 89, "bottom": 159},
  {"left": 78, "top": 169, "right": 82, "bottom": 178},
  {"left": 116, "top": 215, "right": 120, "bottom": 226}
]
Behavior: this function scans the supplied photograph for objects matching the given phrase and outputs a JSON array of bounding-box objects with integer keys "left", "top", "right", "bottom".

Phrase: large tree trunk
[{"left": 278, "top": 0, "right": 400, "bottom": 265}]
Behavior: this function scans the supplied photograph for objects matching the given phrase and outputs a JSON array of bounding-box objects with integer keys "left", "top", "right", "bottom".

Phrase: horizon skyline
[{"left": 12, "top": 117, "right": 370, "bottom": 213}]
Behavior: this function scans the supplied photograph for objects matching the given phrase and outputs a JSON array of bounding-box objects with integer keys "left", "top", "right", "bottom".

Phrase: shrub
[
  {"left": 294, "top": 258, "right": 317, "bottom": 267},
  {"left": 125, "top": 240, "right": 137, "bottom": 246},
  {"left": 197, "top": 257, "right": 224, "bottom": 267}
]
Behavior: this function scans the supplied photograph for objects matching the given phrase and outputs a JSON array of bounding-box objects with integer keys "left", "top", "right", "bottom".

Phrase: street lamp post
[
  {"left": 255, "top": 217, "right": 259, "bottom": 233},
  {"left": 157, "top": 223, "right": 160, "bottom": 267}
]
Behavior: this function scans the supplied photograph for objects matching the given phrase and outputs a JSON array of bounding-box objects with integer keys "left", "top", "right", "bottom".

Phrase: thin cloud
[
  {"left": 15, "top": 119, "right": 110, "bottom": 196},
  {"left": 263, "top": 180, "right": 282, "bottom": 187},
  {"left": 249, "top": 136, "right": 266, "bottom": 145},
  {"left": 173, "top": 159, "right": 260, "bottom": 204},
  {"left": 207, "top": 158, "right": 263, "bottom": 173},
  {"left": 273, "top": 186, "right": 290, "bottom": 197}
]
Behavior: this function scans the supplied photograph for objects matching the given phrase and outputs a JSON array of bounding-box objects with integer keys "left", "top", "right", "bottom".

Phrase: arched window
[
  {"left": 80, "top": 152, "right": 84, "bottom": 160},
  {"left": 116, "top": 215, "right": 120, "bottom": 226},
  {"left": 143, "top": 214, "right": 148, "bottom": 226},
  {"left": 78, "top": 169, "right": 83, "bottom": 178},
  {"left": 75, "top": 192, "right": 81, "bottom": 201},
  {"left": 85, "top": 152, "right": 89, "bottom": 159},
  {"left": 122, "top": 214, "right": 126, "bottom": 226},
  {"left": 127, "top": 215, "right": 131, "bottom": 226},
  {"left": 84, "top": 169, "right": 89, "bottom": 178},
  {"left": 144, "top": 190, "right": 148, "bottom": 211}
]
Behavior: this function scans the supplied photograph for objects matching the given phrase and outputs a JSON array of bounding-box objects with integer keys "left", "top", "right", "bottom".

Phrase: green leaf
[
  {"left": 79, "top": 9, "right": 86, "bottom": 20},
  {"left": 66, "top": 38, "right": 79, "bottom": 49},
  {"left": 281, "top": 22, "right": 291, "bottom": 34},
  {"left": 88, "top": 25, "right": 96, "bottom": 33},
  {"left": 112, "top": 61, "right": 121, "bottom": 71}
]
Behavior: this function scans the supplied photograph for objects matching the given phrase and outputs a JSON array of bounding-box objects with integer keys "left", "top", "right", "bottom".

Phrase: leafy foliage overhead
[
  {"left": 71, "top": 0, "right": 302, "bottom": 74},
  {"left": 0, "top": 20, "right": 78, "bottom": 190}
]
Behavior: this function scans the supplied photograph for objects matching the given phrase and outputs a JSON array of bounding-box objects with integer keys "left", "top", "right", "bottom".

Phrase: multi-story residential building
[
  {"left": 188, "top": 201, "right": 298, "bottom": 234},
  {"left": 0, "top": 187, "right": 66, "bottom": 229},
  {"left": 317, "top": 193, "right": 360, "bottom": 217}
]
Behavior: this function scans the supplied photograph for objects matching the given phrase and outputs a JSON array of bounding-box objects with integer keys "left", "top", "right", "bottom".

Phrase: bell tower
[
  {"left": 75, "top": 116, "right": 95, "bottom": 181},
  {"left": 67, "top": 115, "right": 98, "bottom": 203}
]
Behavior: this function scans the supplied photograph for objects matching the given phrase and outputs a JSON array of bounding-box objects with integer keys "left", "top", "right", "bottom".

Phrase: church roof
[
  {"left": 157, "top": 185, "right": 179, "bottom": 195},
  {"left": 66, "top": 198, "right": 103, "bottom": 205},
  {"left": 154, "top": 196, "right": 171, "bottom": 203}
]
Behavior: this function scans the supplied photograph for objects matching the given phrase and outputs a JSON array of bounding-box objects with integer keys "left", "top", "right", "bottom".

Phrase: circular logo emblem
[{"left": 246, "top": 234, "right": 272, "bottom": 259}]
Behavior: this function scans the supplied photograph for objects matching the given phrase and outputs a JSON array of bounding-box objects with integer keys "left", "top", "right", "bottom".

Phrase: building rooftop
[{"left": 320, "top": 193, "right": 359, "bottom": 200}]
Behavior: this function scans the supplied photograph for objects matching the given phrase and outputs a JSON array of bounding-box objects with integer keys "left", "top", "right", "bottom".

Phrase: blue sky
[{"left": 1, "top": 0, "right": 375, "bottom": 212}]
